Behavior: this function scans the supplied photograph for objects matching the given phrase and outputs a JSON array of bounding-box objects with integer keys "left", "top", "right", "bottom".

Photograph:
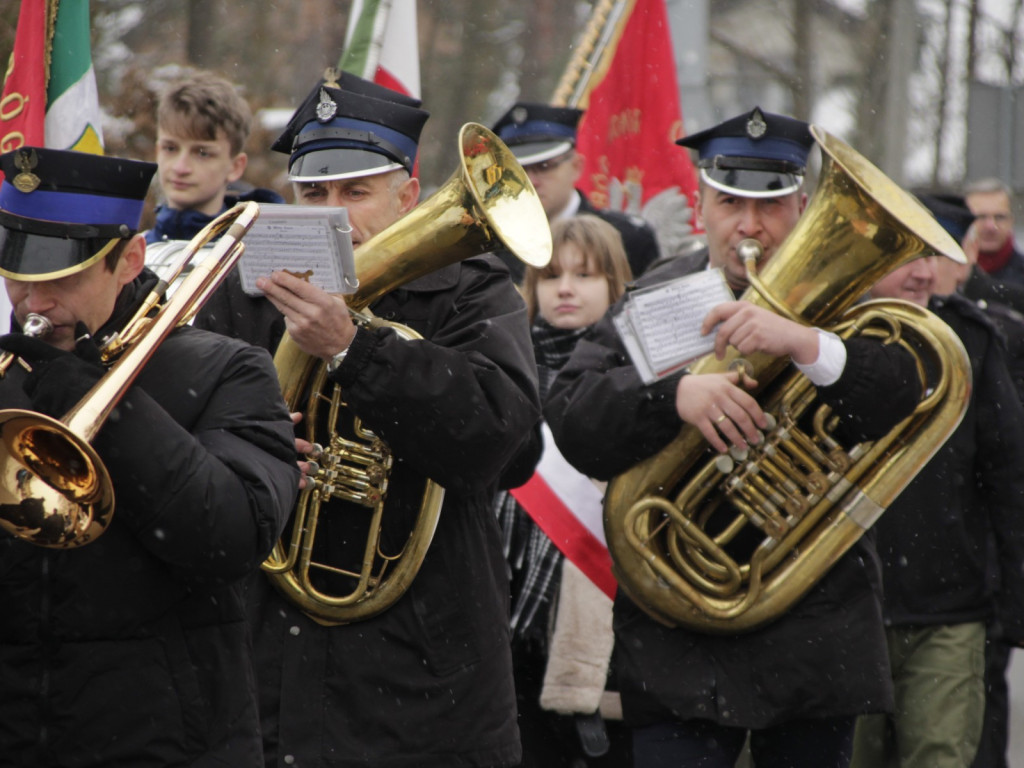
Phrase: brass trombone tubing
[{"left": 0, "top": 202, "right": 260, "bottom": 548}]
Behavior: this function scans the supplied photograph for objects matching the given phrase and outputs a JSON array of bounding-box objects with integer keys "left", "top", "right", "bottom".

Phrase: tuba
[
  {"left": 263, "top": 123, "right": 551, "bottom": 625},
  {"left": 604, "top": 126, "right": 972, "bottom": 633},
  {"left": 0, "top": 202, "right": 260, "bottom": 547}
]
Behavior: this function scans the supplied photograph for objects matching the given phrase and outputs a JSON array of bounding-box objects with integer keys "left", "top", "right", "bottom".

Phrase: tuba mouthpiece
[{"left": 736, "top": 239, "right": 764, "bottom": 266}]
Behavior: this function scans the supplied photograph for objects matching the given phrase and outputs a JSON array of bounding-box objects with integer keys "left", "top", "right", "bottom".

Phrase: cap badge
[
  {"left": 746, "top": 109, "right": 768, "bottom": 140},
  {"left": 316, "top": 88, "right": 338, "bottom": 123},
  {"left": 12, "top": 148, "right": 40, "bottom": 193},
  {"left": 511, "top": 106, "right": 529, "bottom": 125}
]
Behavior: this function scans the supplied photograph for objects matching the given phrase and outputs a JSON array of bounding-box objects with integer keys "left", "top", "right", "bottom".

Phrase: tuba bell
[
  {"left": 262, "top": 123, "right": 551, "bottom": 625},
  {"left": 0, "top": 202, "right": 260, "bottom": 547},
  {"left": 603, "top": 126, "right": 972, "bottom": 633}
]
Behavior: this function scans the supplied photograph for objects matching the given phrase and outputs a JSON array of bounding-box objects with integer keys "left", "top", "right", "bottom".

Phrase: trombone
[{"left": 0, "top": 201, "right": 260, "bottom": 548}]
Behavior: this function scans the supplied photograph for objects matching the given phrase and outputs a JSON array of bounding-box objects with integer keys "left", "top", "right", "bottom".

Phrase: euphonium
[
  {"left": 0, "top": 202, "right": 260, "bottom": 547},
  {"left": 263, "top": 123, "right": 551, "bottom": 625},
  {"left": 604, "top": 126, "right": 972, "bottom": 633}
]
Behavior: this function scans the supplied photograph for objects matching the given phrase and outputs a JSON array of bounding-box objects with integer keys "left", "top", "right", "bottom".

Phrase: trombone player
[
  {"left": 196, "top": 74, "right": 540, "bottom": 767},
  {"left": 545, "top": 108, "right": 943, "bottom": 768},
  {"left": 0, "top": 148, "right": 299, "bottom": 766}
]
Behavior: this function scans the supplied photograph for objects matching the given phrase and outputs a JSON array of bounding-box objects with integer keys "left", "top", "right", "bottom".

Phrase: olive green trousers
[{"left": 851, "top": 622, "right": 986, "bottom": 768}]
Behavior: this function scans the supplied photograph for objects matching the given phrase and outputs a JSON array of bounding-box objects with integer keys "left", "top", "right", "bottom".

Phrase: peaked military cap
[
  {"left": 677, "top": 106, "right": 815, "bottom": 197},
  {"left": 915, "top": 192, "right": 975, "bottom": 243},
  {"left": 491, "top": 102, "right": 584, "bottom": 166},
  {"left": 270, "top": 69, "right": 422, "bottom": 156},
  {"left": 273, "top": 70, "right": 429, "bottom": 182},
  {"left": 0, "top": 147, "right": 156, "bottom": 281}
]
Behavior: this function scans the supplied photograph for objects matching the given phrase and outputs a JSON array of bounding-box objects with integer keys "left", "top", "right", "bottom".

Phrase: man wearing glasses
[
  {"left": 492, "top": 102, "right": 661, "bottom": 281},
  {"left": 965, "top": 177, "right": 1024, "bottom": 286}
]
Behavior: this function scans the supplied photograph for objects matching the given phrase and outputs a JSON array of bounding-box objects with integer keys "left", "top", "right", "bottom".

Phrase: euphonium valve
[{"left": 264, "top": 123, "right": 552, "bottom": 624}]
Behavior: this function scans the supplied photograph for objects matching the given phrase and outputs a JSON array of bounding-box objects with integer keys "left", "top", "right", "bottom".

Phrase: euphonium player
[
  {"left": 0, "top": 149, "right": 299, "bottom": 766},
  {"left": 196, "top": 73, "right": 540, "bottom": 768},
  {"left": 545, "top": 109, "right": 950, "bottom": 768}
]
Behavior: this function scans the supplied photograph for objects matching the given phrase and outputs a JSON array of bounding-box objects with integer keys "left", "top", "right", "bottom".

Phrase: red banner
[
  {"left": 0, "top": 0, "right": 50, "bottom": 157},
  {"left": 575, "top": 0, "right": 697, "bottom": 218}
]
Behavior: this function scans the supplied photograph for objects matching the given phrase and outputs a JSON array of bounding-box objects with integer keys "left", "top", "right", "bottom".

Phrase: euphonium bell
[
  {"left": 0, "top": 202, "right": 260, "bottom": 548},
  {"left": 263, "top": 123, "right": 552, "bottom": 625},
  {"left": 603, "top": 126, "right": 972, "bottom": 633}
]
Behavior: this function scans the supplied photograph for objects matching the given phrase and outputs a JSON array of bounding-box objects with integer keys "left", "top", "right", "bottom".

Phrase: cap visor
[
  {"left": 0, "top": 229, "right": 113, "bottom": 281},
  {"left": 288, "top": 148, "right": 403, "bottom": 182},
  {"left": 509, "top": 140, "right": 573, "bottom": 167},
  {"left": 701, "top": 167, "right": 803, "bottom": 198}
]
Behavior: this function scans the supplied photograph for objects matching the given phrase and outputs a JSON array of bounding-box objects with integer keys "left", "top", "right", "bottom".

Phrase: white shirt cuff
[{"left": 795, "top": 329, "right": 846, "bottom": 386}]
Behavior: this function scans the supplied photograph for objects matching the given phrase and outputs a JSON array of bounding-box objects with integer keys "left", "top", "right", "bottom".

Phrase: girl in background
[{"left": 497, "top": 213, "right": 633, "bottom": 768}]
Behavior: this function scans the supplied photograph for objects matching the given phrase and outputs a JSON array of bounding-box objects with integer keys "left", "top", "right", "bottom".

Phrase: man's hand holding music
[
  {"left": 257, "top": 270, "right": 357, "bottom": 360},
  {"left": 703, "top": 301, "right": 819, "bottom": 365}
]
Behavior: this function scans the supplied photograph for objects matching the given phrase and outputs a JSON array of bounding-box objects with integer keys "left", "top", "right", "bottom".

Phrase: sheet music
[
  {"left": 237, "top": 204, "right": 358, "bottom": 296},
  {"left": 615, "top": 268, "right": 734, "bottom": 383}
]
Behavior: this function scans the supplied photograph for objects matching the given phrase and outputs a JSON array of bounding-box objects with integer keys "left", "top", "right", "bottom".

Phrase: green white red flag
[
  {"left": 0, "top": 0, "right": 104, "bottom": 159},
  {"left": 339, "top": 0, "right": 421, "bottom": 100}
]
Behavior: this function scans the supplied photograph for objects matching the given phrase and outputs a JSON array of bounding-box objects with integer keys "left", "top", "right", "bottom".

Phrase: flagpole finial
[{"left": 323, "top": 68, "right": 342, "bottom": 88}]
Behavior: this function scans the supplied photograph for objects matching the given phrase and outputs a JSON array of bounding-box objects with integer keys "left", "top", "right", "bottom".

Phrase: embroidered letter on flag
[
  {"left": 1, "top": 0, "right": 49, "bottom": 154},
  {"left": 0, "top": 0, "right": 104, "bottom": 159},
  {"left": 340, "top": 0, "right": 421, "bottom": 100},
  {"left": 511, "top": 424, "right": 617, "bottom": 599},
  {"left": 572, "top": 0, "right": 697, "bottom": 220}
]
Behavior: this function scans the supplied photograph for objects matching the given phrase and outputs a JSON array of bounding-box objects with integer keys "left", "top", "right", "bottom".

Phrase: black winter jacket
[
  {"left": 198, "top": 255, "right": 540, "bottom": 767},
  {"left": 545, "top": 254, "right": 922, "bottom": 729},
  {"left": 0, "top": 272, "right": 299, "bottom": 767},
  {"left": 875, "top": 294, "right": 1024, "bottom": 640}
]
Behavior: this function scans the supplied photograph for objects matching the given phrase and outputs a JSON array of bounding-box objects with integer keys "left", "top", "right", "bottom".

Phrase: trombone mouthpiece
[{"left": 23, "top": 313, "right": 54, "bottom": 339}]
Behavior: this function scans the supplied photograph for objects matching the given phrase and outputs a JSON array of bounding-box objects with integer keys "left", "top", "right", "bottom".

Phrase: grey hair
[{"left": 964, "top": 177, "right": 1012, "bottom": 198}]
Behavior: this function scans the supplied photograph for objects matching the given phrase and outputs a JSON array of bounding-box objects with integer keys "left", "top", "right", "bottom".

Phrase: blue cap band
[
  {"left": 498, "top": 119, "right": 577, "bottom": 143},
  {"left": 293, "top": 115, "right": 418, "bottom": 167},
  {"left": 700, "top": 136, "right": 810, "bottom": 168},
  {"left": 0, "top": 182, "right": 145, "bottom": 230}
]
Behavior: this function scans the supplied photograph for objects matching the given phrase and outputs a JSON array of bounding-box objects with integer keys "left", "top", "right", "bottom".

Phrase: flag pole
[
  {"left": 551, "top": 0, "right": 634, "bottom": 108},
  {"left": 339, "top": 0, "right": 395, "bottom": 79}
]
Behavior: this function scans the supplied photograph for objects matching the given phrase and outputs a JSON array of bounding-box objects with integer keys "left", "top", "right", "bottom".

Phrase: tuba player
[{"left": 545, "top": 108, "right": 947, "bottom": 768}]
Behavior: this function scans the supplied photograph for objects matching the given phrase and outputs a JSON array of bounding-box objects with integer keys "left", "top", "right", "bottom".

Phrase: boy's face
[{"left": 156, "top": 129, "right": 246, "bottom": 217}]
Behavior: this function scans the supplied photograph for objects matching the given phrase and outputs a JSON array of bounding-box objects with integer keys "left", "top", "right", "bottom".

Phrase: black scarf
[
  {"left": 496, "top": 318, "right": 591, "bottom": 644},
  {"left": 531, "top": 317, "right": 589, "bottom": 402}
]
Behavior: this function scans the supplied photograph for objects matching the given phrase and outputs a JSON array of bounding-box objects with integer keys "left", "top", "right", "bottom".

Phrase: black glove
[{"left": 0, "top": 322, "right": 105, "bottom": 417}]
